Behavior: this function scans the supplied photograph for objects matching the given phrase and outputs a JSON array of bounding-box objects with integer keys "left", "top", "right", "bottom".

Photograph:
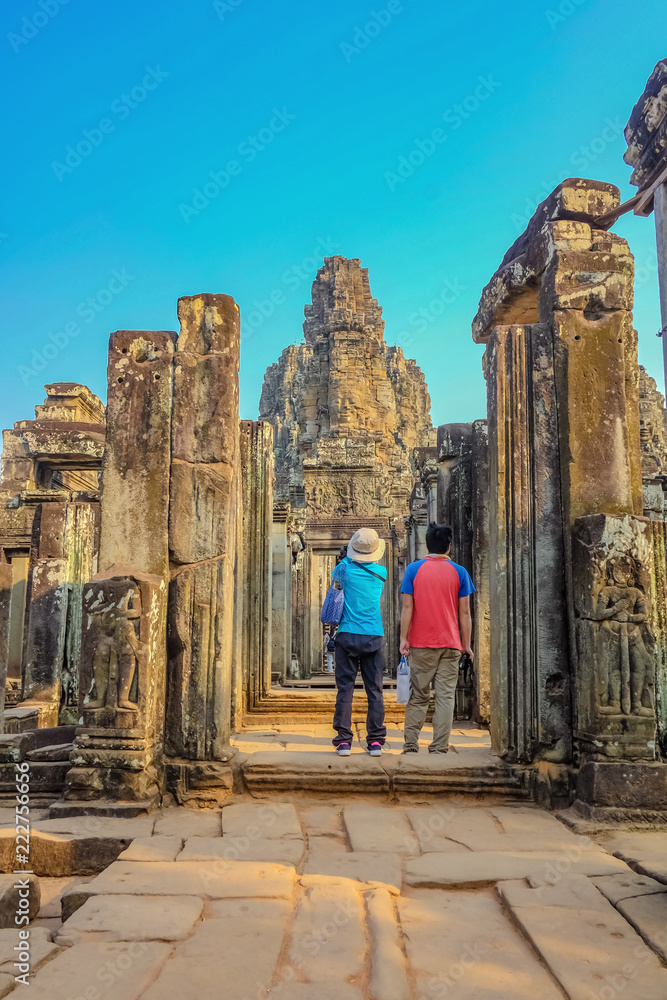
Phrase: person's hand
[
  {"left": 399, "top": 638, "right": 410, "bottom": 657},
  {"left": 462, "top": 645, "right": 474, "bottom": 662}
]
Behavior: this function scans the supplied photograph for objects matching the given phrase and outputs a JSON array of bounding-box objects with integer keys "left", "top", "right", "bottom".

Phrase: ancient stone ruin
[
  {"left": 1, "top": 112, "right": 667, "bottom": 819},
  {"left": 260, "top": 256, "right": 434, "bottom": 678}
]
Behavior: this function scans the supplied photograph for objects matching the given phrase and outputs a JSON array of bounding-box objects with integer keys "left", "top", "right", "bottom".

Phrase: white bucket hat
[{"left": 347, "top": 527, "right": 386, "bottom": 564}]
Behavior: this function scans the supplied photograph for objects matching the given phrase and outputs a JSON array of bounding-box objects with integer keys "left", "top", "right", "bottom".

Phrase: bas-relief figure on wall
[
  {"left": 574, "top": 514, "right": 657, "bottom": 736},
  {"left": 593, "top": 556, "right": 655, "bottom": 718},
  {"left": 84, "top": 580, "right": 146, "bottom": 715}
]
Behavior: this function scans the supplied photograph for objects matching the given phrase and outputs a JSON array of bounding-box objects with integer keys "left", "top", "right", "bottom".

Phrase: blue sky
[{"left": 1, "top": 0, "right": 666, "bottom": 438}]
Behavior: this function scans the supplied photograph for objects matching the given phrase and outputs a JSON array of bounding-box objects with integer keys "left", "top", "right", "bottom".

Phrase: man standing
[
  {"left": 399, "top": 522, "right": 475, "bottom": 754},
  {"left": 331, "top": 528, "right": 387, "bottom": 757}
]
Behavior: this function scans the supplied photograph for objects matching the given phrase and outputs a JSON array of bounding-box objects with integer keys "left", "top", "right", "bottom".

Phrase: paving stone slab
[
  {"left": 152, "top": 809, "right": 222, "bottom": 838},
  {"left": 56, "top": 893, "right": 203, "bottom": 945},
  {"left": 399, "top": 889, "right": 563, "bottom": 999},
  {"left": 489, "top": 805, "right": 597, "bottom": 851},
  {"left": 141, "top": 900, "right": 289, "bottom": 1000},
  {"left": 497, "top": 874, "right": 610, "bottom": 911},
  {"left": 366, "top": 888, "right": 410, "bottom": 1000},
  {"left": 268, "top": 986, "right": 363, "bottom": 1000},
  {"left": 406, "top": 806, "right": 483, "bottom": 852},
  {"left": 617, "top": 892, "right": 667, "bottom": 963},
  {"left": 75, "top": 860, "right": 296, "bottom": 900},
  {"left": 592, "top": 871, "right": 667, "bottom": 905},
  {"left": 307, "top": 836, "right": 349, "bottom": 855},
  {"left": 222, "top": 802, "right": 303, "bottom": 840},
  {"left": 118, "top": 836, "right": 183, "bottom": 862},
  {"left": 177, "top": 836, "right": 304, "bottom": 867},
  {"left": 344, "top": 805, "right": 419, "bottom": 854},
  {"left": 23, "top": 941, "right": 171, "bottom": 1000},
  {"left": 300, "top": 805, "right": 344, "bottom": 836},
  {"left": 304, "top": 851, "right": 402, "bottom": 894},
  {"left": 405, "top": 850, "right": 628, "bottom": 887},
  {"left": 596, "top": 832, "right": 667, "bottom": 884},
  {"left": 289, "top": 877, "right": 366, "bottom": 982},
  {"left": 0, "top": 925, "right": 59, "bottom": 971},
  {"left": 505, "top": 884, "right": 667, "bottom": 999}
]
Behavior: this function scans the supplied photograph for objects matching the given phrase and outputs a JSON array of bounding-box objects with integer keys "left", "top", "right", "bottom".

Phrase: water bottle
[{"left": 396, "top": 656, "right": 411, "bottom": 705}]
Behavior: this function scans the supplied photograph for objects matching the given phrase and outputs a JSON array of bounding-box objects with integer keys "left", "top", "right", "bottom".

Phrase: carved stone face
[{"left": 611, "top": 560, "right": 632, "bottom": 587}]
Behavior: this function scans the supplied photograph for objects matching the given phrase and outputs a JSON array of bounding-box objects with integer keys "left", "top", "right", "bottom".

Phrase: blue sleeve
[
  {"left": 400, "top": 561, "right": 420, "bottom": 594},
  {"left": 455, "top": 565, "right": 475, "bottom": 597}
]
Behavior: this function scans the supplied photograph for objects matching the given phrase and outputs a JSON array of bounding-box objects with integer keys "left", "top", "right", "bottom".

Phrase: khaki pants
[{"left": 403, "top": 646, "right": 460, "bottom": 752}]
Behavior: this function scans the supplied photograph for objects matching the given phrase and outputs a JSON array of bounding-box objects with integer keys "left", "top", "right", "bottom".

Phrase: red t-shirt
[{"left": 400, "top": 556, "right": 475, "bottom": 649}]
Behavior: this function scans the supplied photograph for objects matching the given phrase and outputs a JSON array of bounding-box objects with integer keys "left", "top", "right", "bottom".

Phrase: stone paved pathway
[
  {"left": 12, "top": 800, "right": 667, "bottom": 999},
  {"left": 230, "top": 720, "right": 494, "bottom": 757}
]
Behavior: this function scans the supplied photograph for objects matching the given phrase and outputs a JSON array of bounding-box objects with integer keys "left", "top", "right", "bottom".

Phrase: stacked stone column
[
  {"left": 64, "top": 329, "right": 176, "bottom": 807},
  {"left": 166, "top": 294, "right": 240, "bottom": 762}
]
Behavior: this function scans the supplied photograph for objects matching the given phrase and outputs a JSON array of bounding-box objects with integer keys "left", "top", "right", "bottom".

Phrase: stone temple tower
[
  {"left": 260, "top": 255, "right": 434, "bottom": 517},
  {"left": 260, "top": 256, "right": 435, "bottom": 678}
]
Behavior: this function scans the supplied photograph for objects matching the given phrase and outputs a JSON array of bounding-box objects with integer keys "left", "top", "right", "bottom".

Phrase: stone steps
[{"left": 236, "top": 750, "right": 530, "bottom": 800}]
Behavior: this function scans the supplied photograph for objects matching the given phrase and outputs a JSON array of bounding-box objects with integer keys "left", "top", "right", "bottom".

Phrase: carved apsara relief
[{"left": 84, "top": 580, "right": 146, "bottom": 714}]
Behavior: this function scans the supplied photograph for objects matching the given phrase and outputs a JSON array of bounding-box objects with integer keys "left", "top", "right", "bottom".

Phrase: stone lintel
[{"left": 472, "top": 179, "right": 621, "bottom": 344}]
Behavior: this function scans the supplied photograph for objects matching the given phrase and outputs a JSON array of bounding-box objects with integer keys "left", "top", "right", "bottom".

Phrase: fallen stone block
[
  {"left": 0, "top": 733, "right": 35, "bottom": 763},
  {"left": 0, "top": 874, "right": 39, "bottom": 927}
]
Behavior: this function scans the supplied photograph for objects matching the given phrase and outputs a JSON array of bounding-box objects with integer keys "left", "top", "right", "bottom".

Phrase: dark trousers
[{"left": 332, "top": 632, "right": 386, "bottom": 747}]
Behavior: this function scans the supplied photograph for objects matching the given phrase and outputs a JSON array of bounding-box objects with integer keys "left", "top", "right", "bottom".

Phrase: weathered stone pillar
[
  {"left": 0, "top": 565, "right": 10, "bottom": 733},
  {"left": 485, "top": 324, "right": 571, "bottom": 762},
  {"left": 270, "top": 504, "right": 292, "bottom": 683},
  {"left": 235, "top": 421, "right": 273, "bottom": 720},
  {"left": 474, "top": 178, "right": 659, "bottom": 785},
  {"left": 166, "top": 294, "right": 240, "bottom": 761},
  {"left": 471, "top": 420, "right": 491, "bottom": 725},
  {"left": 22, "top": 501, "right": 99, "bottom": 725},
  {"left": 65, "top": 329, "right": 176, "bottom": 808}
]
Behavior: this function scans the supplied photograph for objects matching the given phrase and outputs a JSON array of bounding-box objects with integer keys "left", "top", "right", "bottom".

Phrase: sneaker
[
  {"left": 428, "top": 748, "right": 449, "bottom": 755},
  {"left": 336, "top": 743, "right": 351, "bottom": 756},
  {"left": 367, "top": 742, "right": 383, "bottom": 757},
  {"left": 402, "top": 746, "right": 419, "bottom": 754}
]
